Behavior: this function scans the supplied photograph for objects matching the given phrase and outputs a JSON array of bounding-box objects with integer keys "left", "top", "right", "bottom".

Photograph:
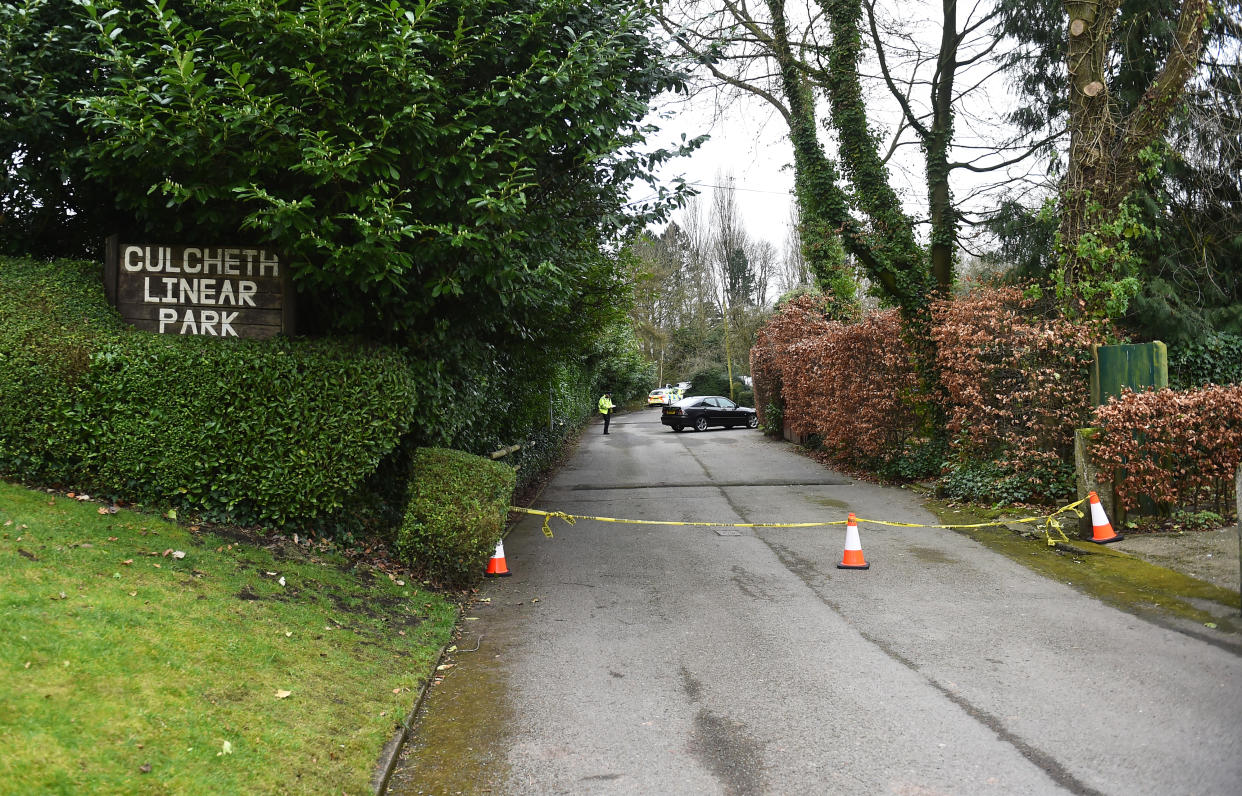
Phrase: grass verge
[
  {"left": 926, "top": 497, "right": 1240, "bottom": 638},
  {"left": 0, "top": 480, "right": 458, "bottom": 795}
]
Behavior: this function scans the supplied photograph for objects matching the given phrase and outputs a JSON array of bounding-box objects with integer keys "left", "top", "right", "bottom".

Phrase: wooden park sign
[{"left": 104, "top": 236, "right": 295, "bottom": 339}]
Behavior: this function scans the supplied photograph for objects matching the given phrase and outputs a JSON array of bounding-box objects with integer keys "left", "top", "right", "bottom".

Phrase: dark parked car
[{"left": 660, "top": 395, "right": 759, "bottom": 432}]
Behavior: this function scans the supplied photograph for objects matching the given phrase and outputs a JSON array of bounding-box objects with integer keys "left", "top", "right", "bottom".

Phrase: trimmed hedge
[
  {"left": 81, "top": 335, "right": 417, "bottom": 525},
  {"left": 0, "top": 256, "right": 417, "bottom": 527},
  {"left": 396, "top": 448, "right": 516, "bottom": 587},
  {"left": 0, "top": 258, "right": 124, "bottom": 482},
  {"left": 750, "top": 288, "right": 1107, "bottom": 500},
  {"left": 1091, "top": 385, "right": 1242, "bottom": 514}
]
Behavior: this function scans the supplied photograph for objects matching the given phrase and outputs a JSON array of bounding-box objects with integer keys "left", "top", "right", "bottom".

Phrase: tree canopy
[{"left": 3, "top": 0, "right": 697, "bottom": 353}]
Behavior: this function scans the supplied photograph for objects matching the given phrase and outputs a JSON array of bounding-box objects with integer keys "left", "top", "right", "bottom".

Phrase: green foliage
[
  {"left": 761, "top": 401, "right": 783, "bottom": 436},
  {"left": 1054, "top": 194, "right": 1150, "bottom": 319},
  {"left": 68, "top": 0, "right": 693, "bottom": 345},
  {"left": 589, "top": 320, "right": 656, "bottom": 403},
  {"left": 396, "top": 447, "right": 516, "bottom": 588},
  {"left": 0, "top": 0, "right": 123, "bottom": 256},
  {"left": 1170, "top": 509, "right": 1226, "bottom": 531},
  {"left": 686, "top": 366, "right": 730, "bottom": 397},
  {"left": 939, "top": 460, "right": 1036, "bottom": 505},
  {"left": 3, "top": 0, "right": 704, "bottom": 512},
  {"left": 0, "top": 257, "right": 416, "bottom": 528},
  {"left": 0, "top": 256, "right": 125, "bottom": 482},
  {"left": 878, "top": 437, "right": 946, "bottom": 482},
  {"left": 980, "top": 199, "right": 1059, "bottom": 284},
  {"left": 1169, "top": 332, "right": 1242, "bottom": 387},
  {"left": 83, "top": 335, "right": 416, "bottom": 527}
]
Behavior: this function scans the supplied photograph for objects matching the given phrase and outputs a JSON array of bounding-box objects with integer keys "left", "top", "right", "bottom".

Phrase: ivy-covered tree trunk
[
  {"left": 764, "top": 0, "right": 858, "bottom": 317},
  {"left": 1058, "top": 0, "right": 1211, "bottom": 312},
  {"left": 814, "top": 0, "right": 929, "bottom": 310},
  {"left": 811, "top": 0, "right": 947, "bottom": 429}
]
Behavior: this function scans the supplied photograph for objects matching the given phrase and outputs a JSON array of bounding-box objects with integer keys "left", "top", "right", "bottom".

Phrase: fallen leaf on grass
[
  {"left": 139, "top": 763, "right": 151, "bottom": 774},
  {"left": 275, "top": 690, "right": 292, "bottom": 699},
  {"left": 436, "top": 664, "right": 455, "bottom": 671},
  {"left": 172, "top": 551, "right": 185, "bottom": 560},
  {"left": 121, "top": 559, "right": 133, "bottom": 566},
  {"left": 218, "top": 740, "right": 233, "bottom": 756},
  {"left": 97, "top": 506, "right": 117, "bottom": 515}
]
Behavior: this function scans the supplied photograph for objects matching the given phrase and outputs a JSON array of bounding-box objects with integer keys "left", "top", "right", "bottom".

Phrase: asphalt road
[{"left": 387, "top": 409, "right": 1242, "bottom": 795}]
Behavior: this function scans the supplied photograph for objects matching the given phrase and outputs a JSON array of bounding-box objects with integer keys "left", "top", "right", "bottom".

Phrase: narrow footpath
[{"left": 386, "top": 409, "right": 1242, "bottom": 795}]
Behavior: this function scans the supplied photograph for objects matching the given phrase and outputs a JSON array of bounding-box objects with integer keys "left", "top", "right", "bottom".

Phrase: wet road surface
[{"left": 387, "top": 409, "right": 1242, "bottom": 795}]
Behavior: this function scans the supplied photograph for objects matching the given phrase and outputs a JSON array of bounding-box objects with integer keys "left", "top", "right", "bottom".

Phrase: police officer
[{"left": 598, "top": 392, "right": 615, "bottom": 434}]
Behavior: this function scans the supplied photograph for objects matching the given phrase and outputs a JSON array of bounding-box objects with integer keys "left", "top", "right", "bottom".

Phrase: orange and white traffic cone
[
  {"left": 1087, "top": 491, "right": 1123, "bottom": 544},
  {"left": 485, "top": 539, "right": 511, "bottom": 577},
  {"left": 837, "top": 513, "right": 870, "bottom": 569}
]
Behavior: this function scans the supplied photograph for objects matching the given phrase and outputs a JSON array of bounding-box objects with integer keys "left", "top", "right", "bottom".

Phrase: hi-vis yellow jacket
[{"left": 598, "top": 395, "right": 615, "bottom": 414}]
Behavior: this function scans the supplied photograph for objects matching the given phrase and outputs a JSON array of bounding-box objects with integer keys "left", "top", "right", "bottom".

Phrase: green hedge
[
  {"left": 0, "top": 256, "right": 416, "bottom": 527},
  {"left": 396, "top": 448, "right": 516, "bottom": 587},
  {"left": 80, "top": 335, "right": 417, "bottom": 525},
  {"left": 0, "top": 258, "right": 123, "bottom": 482}
]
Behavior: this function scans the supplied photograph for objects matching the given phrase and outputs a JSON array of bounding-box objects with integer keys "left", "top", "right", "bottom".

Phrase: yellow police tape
[{"left": 510, "top": 497, "right": 1087, "bottom": 547}]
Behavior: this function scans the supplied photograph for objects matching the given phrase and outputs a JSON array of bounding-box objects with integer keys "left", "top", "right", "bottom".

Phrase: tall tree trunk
[
  {"left": 926, "top": 0, "right": 958, "bottom": 295},
  {"left": 764, "top": 0, "right": 859, "bottom": 316},
  {"left": 1059, "top": 0, "right": 1211, "bottom": 306},
  {"left": 812, "top": 0, "right": 945, "bottom": 430}
]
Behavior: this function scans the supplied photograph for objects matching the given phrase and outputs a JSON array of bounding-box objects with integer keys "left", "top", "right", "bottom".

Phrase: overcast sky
[{"left": 639, "top": 90, "right": 798, "bottom": 250}]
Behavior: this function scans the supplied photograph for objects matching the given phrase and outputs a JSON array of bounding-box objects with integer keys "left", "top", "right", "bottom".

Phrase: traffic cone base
[
  {"left": 837, "top": 513, "right": 870, "bottom": 570},
  {"left": 1087, "top": 490, "right": 1124, "bottom": 545},
  {"left": 485, "top": 539, "right": 511, "bottom": 577}
]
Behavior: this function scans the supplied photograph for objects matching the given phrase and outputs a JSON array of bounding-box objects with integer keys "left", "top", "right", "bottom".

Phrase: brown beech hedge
[{"left": 1092, "top": 385, "right": 1242, "bottom": 512}]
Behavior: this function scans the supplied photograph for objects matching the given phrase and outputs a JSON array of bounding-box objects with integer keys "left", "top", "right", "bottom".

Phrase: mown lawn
[{"left": 0, "top": 481, "right": 458, "bottom": 795}]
